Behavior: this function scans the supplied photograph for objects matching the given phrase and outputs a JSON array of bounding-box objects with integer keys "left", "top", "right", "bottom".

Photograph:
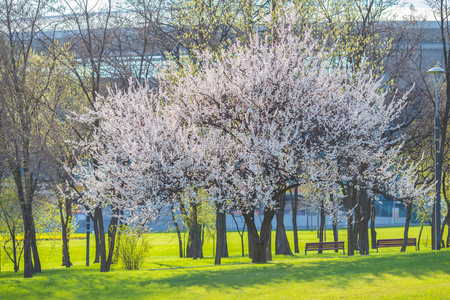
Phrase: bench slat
[
  {"left": 305, "top": 241, "right": 345, "bottom": 255},
  {"left": 376, "top": 238, "right": 416, "bottom": 252}
]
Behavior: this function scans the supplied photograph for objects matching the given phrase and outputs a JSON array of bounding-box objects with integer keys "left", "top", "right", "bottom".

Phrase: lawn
[{"left": 1, "top": 226, "right": 449, "bottom": 299}]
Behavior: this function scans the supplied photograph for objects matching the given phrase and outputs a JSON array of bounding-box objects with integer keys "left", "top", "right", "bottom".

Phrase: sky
[
  {"left": 71, "top": 0, "right": 436, "bottom": 22},
  {"left": 79, "top": 0, "right": 431, "bottom": 10},
  {"left": 408, "top": 0, "right": 427, "bottom": 7},
  {"left": 390, "top": 0, "right": 440, "bottom": 21}
]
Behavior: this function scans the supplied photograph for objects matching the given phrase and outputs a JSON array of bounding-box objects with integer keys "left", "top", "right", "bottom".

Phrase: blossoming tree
[{"left": 73, "top": 8, "right": 429, "bottom": 263}]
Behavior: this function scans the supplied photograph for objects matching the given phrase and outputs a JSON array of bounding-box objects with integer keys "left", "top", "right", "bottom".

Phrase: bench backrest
[
  {"left": 377, "top": 238, "right": 416, "bottom": 246},
  {"left": 306, "top": 242, "right": 344, "bottom": 250}
]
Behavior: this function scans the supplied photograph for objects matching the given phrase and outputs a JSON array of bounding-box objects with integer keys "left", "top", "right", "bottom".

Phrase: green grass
[{"left": 0, "top": 225, "right": 449, "bottom": 299}]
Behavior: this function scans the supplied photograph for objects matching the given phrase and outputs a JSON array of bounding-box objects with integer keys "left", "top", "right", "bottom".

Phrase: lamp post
[
  {"left": 427, "top": 66, "right": 445, "bottom": 250},
  {"left": 86, "top": 215, "right": 90, "bottom": 266}
]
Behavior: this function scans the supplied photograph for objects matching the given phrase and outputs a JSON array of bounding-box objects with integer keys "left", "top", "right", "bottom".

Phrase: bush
[{"left": 118, "top": 234, "right": 149, "bottom": 270}]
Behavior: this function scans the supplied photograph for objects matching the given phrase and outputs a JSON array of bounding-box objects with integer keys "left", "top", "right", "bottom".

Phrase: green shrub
[{"left": 117, "top": 234, "right": 149, "bottom": 270}]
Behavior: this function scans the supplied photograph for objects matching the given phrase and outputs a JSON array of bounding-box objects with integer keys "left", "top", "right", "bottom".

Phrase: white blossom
[{"left": 69, "top": 7, "right": 429, "bottom": 224}]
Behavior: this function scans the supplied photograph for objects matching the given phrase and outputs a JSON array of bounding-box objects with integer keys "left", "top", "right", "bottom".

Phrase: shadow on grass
[{"left": 1, "top": 250, "right": 449, "bottom": 299}]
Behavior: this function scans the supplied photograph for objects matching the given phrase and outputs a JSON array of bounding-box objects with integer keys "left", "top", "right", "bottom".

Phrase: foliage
[
  {"left": 0, "top": 4, "right": 89, "bottom": 274},
  {"left": 178, "top": 192, "right": 217, "bottom": 249},
  {"left": 170, "top": 0, "right": 266, "bottom": 55},
  {"left": 0, "top": 181, "right": 23, "bottom": 272},
  {"left": 33, "top": 200, "right": 61, "bottom": 237},
  {"left": 117, "top": 232, "right": 150, "bottom": 270},
  {"left": 197, "top": 198, "right": 217, "bottom": 246},
  {"left": 0, "top": 180, "right": 79, "bottom": 272}
]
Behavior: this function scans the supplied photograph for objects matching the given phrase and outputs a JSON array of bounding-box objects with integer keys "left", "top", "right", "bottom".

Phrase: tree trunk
[
  {"left": 171, "top": 204, "right": 183, "bottom": 258},
  {"left": 215, "top": 203, "right": 228, "bottom": 265},
  {"left": 93, "top": 214, "right": 100, "bottom": 263},
  {"left": 292, "top": 187, "right": 299, "bottom": 253},
  {"left": 30, "top": 218, "right": 41, "bottom": 273},
  {"left": 186, "top": 230, "right": 193, "bottom": 257},
  {"left": 60, "top": 197, "right": 72, "bottom": 267},
  {"left": 61, "top": 215, "right": 70, "bottom": 267},
  {"left": 13, "top": 164, "right": 37, "bottom": 278},
  {"left": 347, "top": 211, "right": 354, "bottom": 256},
  {"left": 333, "top": 223, "right": 338, "bottom": 241},
  {"left": 215, "top": 211, "right": 223, "bottom": 265},
  {"left": 179, "top": 200, "right": 189, "bottom": 257},
  {"left": 23, "top": 219, "right": 32, "bottom": 277},
  {"left": 240, "top": 223, "right": 246, "bottom": 257},
  {"left": 248, "top": 229, "right": 252, "bottom": 259},
  {"left": 275, "top": 194, "right": 293, "bottom": 255},
  {"left": 106, "top": 217, "right": 118, "bottom": 268},
  {"left": 447, "top": 211, "right": 450, "bottom": 248},
  {"left": 447, "top": 221, "right": 450, "bottom": 248},
  {"left": 306, "top": 207, "right": 309, "bottom": 230},
  {"left": 354, "top": 213, "right": 360, "bottom": 253},
  {"left": 13, "top": 238, "right": 19, "bottom": 272},
  {"left": 186, "top": 202, "right": 203, "bottom": 259},
  {"left": 243, "top": 207, "right": 275, "bottom": 263},
  {"left": 6, "top": 225, "right": 20, "bottom": 272},
  {"left": 106, "top": 208, "right": 119, "bottom": 269},
  {"left": 332, "top": 222, "right": 339, "bottom": 252},
  {"left": 9, "top": 115, "right": 40, "bottom": 278},
  {"left": 96, "top": 207, "right": 108, "bottom": 272},
  {"left": 220, "top": 212, "right": 228, "bottom": 258},
  {"left": 418, "top": 221, "right": 424, "bottom": 250},
  {"left": 357, "top": 189, "right": 369, "bottom": 255},
  {"left": 440, "top": 215, "right": 448, "bottom": 248},
  {"left": 21, "top": 201, "right": 33, "bottom": 278},
  {"left": 331, "top": 194, "right": 339, "bottom": 252},
  {"left": 431, "top": 202, "right": 436, "bottom": 250},
  {"left": 370, "top": 197, "right": 377, "bottom": 249},
  {"left": 231, "top": 213, "right": 246, "bottom": 257},
  {"left": 401, "top": 201, "right": 413, "bottom": 252},
  {"left": 319, "top": 202, "right": 326, "bottom": 254},
  {"left": 431, "top": 204, "right": 435, "bottom": 247},
  {"left": 186, "top": 204, "right": 196, "bottom": 259},
  {"left": 317, "top": 212, "right": 320, "bottom": 238},
  {"left": 346, "top": 183, "right": 356, "bottom": 256},
  {"left": 265, "top": 223, "right": 272, "bottom": 261}
]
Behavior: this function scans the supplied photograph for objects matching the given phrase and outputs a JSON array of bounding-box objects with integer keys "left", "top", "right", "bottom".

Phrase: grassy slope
[{"left": 1, "top": 226, "right": 449, "bottom": 299}]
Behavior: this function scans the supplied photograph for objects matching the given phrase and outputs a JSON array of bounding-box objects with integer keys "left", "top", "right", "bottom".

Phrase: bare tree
[
  {"left": 0, "top": 182, "right": 24, "bottom": 272},
  {"left": 106, "top": 0, "right": 174, "bottom": 89},
  {"left": 0, "top": 0, "right": 65, "bottom": 278},
  {"left": 52, "top": 0, "right": 122, "bottom": 272}
]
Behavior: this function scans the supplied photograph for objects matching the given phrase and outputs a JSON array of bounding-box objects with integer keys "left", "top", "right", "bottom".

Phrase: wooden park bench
[
  {"left": 305, "top": 241, "right": 345, "bottom": 255},
  {"left": 376, "top": 238, "right": 417, "bottom": 252}
]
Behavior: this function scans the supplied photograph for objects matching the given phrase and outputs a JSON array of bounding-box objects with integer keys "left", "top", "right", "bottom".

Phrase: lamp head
[
  {"left": 427, "top": 67, "right": 446, "bottom": 74},
  {"left": 428, "top": 67, "right": 445, "bottom": 86}
]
